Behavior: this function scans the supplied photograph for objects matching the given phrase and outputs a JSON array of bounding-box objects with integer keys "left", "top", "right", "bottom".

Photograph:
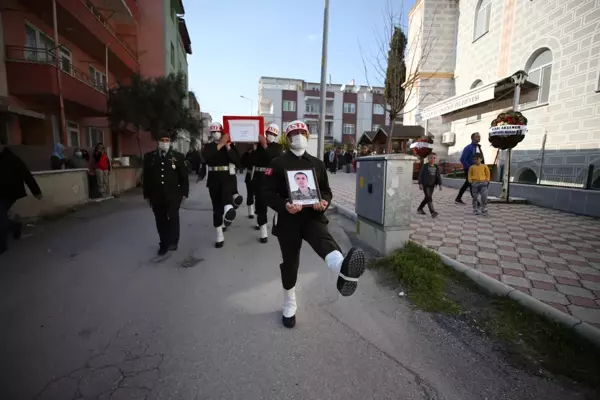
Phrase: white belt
[
  {"left": 253, "top": 167, "right": 268, "bottom": 172},
  {"left": 208, "top": 166, "right": 229, "bottom": 172}
]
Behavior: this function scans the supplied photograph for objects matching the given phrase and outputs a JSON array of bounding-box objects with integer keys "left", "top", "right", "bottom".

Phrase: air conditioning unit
[{"left": 442, "top": 132, "right": 456, "bottom": 146}]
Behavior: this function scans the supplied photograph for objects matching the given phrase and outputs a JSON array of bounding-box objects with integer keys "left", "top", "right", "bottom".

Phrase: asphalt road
[{"left": 0, "top": 177, "right": 588, "bottom": 400}]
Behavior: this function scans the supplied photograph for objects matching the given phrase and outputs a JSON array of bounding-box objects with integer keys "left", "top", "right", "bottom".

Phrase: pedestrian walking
[
  {"left": 456, "top": 132, "right": 484, "bottom": 204},
  {"left": 202, "top": 122, "right": 241, "bottom": 247},
  {"left": 143, "top": 135, "right": 189, "bottom": 256},
  {"left": 94, "top": 143, "right": 111, "bottom": 198},
  {"left": 468, "top": 154, "right": 491, "bottom": 216},
  {"left": 417, "top": 152, "right": 442, "bottom": 218},
  {"left": 328, "top": 149, "right": 337, "bottom": 174},
  {"left": 252, "top": 123, "right": 284, "bottom": 243},
  {"left": 241, "top": 145, "right": 256, "bottom": 219},
  {"left": 0, "top": 141, "right": 42, "bottom": 255},
  {"left": 263, "top": 120, "right": 366, "bottom": 328}
]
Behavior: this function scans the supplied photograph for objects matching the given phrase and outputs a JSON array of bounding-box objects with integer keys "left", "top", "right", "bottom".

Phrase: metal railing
[
  {"left": 5, "top": 46, "right": 107, "bottom": 94},
  {"left": 82, "top": 0, "right": 137, "bottom": 57}
]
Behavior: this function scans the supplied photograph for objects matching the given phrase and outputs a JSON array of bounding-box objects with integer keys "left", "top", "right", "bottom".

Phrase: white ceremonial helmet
[
  {"left": 284, "top": 120, "right": 309, "bottom": 136},
  {"left": 209, "top": 122, "right": 224, "bottom": 133},
  {"left": 265, "top": 123, "right": 280, "bottom": 136}
]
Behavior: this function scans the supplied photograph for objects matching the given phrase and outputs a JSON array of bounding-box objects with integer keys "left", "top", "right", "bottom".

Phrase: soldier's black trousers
[
  {"left": 245, "top": 177, "right": 255, "bottom": 206},
  {"left": 151, "top": 199, "right": 181, "bottom": 246},
  {"left": 208, "top": 181, "right": 235, "bottom": 227},
  {"left": 253, "top": 174, "right": 268, "bottom": 226},
  {"left": 276, "top": 218, "right": 341, "bottom": 290}
]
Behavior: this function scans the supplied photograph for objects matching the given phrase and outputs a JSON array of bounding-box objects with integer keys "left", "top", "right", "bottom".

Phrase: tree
[
  {"left": 383, "top": 27, "right": 407, "bottom": 154},
  {"left": 359, "top": 1, "right": 441, "bottom": 154},
  {"left": 107, "top": 72, "right": 200, "bottom": 157}
]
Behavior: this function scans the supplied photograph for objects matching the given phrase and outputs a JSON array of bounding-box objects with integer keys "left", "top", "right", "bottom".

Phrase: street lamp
[
  {"left": 240, "top": 95, "right": 253, "bottom": 115},
  {"left": 317, "top": 0, "right": 330, "bottom": 160}
]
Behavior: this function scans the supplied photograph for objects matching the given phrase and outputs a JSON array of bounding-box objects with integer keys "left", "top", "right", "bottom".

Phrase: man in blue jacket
[{"left": 456, "top": 132, "right": 484, "bottom": 204}]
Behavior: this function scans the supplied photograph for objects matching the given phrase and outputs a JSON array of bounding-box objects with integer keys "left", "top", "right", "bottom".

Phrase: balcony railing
[
  {"left": 6, "top": 46, "right": 108, "bottom": 94},
  {"left": 82, "top": 0, "right": 137, "bottom": 56}
]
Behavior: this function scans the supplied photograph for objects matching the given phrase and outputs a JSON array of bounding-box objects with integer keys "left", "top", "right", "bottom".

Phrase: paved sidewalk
[{"left": 328, "top": 172, "right": 600, "bottom": 327}]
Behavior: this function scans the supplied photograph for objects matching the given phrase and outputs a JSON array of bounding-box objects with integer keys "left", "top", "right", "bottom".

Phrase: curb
[{"left": 329, "top": 202, "right": 600, "bottom": 349}]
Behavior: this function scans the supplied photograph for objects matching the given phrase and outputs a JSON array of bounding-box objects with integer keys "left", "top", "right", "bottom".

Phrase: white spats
[
  {"left": 259, "top": 224, "right": 268, "bottom": 239},
  {"left": 224, "top": 204, "right": 233, "bottom": 214},
  {"left": 248, "top": 205, "right": 255, "bottom": 218},
  {"left": 282, "top": 287, "right": 297, "bottom": 318},
  {"left": 325, "top": 250, "right": 344, "bottom": 275},
  {"left": 216, "top": 226, "right": 224, "bottom": 242},
  {"left": 224, "top": 204, "right": 236, "bottom": 226}
]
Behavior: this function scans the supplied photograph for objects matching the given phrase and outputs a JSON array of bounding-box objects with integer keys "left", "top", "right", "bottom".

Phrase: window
[
  {"left": 25, "top": 23, "right": 55, "bottom": 62},
  {"left": 343, "top": 103, "right": 356, "bottom": 114},
  {"left": 305, "top": 103, "right": 319, "bottom": 113},
  {"left": 343, "top": 123, "right": 355, "bottom": 135},
  {"left": 170, "top": 42, "right": 175, "bottom": 68},
  {"left": 373, "top": 104, "right": 385, "bottom": 115},
  {"left": 88, "top": 127, "right": 104, "bottom": 148},
  {"left": 67, "top": 121, "right": 80, "bottom": 147},
  {"left": 525, "top": 49, "right": 552, "bottom": 107},
  {"left": 283, "top": 121, "right": 293, "bottom": 130},
  {"left": 89, "top": 65, "right": 107, "bottom": 91},
  {"left": 466, "top": 80, "right": 483, "bottom": 123},
  {"left": 372, "top": 124, "right": 381, "bottom": 131},
  {"left": 307, "top": 122, "right": 318, "bottom": 134},
  {"left": 283, "top": 100, "right": 296, "bottom": 112},
  {"left": 59, "top": 47, "right": 72, "bottom": 74},
  {"left": 474, "top": 0, "right": 491, "bottom": 41}
]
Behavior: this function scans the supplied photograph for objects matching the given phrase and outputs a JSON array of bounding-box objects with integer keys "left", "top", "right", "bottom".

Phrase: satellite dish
[
  {"left": 367, "top": 85, "right": 373, "bottom": 92},
  {"left": 340, "top": 84, "right": 346, "bottom": 92},
  {"left": 353, "top": 85, "right": 361, "bottom": 93}
]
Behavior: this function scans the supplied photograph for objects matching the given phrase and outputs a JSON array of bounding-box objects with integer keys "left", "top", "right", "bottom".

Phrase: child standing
[
  {"left": 417, "top": 153, "right": 442, "bottom": 218},
  {"left": 468, "top": 154, "right": 490, "bottom": 215}
]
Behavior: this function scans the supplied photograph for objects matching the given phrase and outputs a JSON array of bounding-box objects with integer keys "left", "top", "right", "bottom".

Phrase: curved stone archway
[{"left": 517, "top": 168, "right": 538, "bottom": 184}]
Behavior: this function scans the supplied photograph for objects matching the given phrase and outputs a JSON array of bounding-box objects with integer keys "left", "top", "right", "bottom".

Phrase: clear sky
[{"left": 184, "top": 0, "right": 412, "bottom": 121}]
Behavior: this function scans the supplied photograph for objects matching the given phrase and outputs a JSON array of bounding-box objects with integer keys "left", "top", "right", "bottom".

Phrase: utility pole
[{"left": 317, "top": 0, "right": 330, "bottom": 160}]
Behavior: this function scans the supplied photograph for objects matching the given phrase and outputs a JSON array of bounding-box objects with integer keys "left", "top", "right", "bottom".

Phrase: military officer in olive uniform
[
  {"left": 263, "top": 120, "right": 366, "bottom": 329},
  {"left": 143, "top": 134, "right": 189, "bottom": 256}
]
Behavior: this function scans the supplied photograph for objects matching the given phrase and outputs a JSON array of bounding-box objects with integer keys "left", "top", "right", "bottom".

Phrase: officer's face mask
[
  {"left": 158, "top": 141, "right": 170, "bottom": 152},
  {"left": 266, "top": 134, "right": 276, "bottom": 144},
  {"left": 289, "top": 133, "right": 308, "bottom": 150},
  {"left": 212, "top": 132, "right": 222, "bottom": 142}
]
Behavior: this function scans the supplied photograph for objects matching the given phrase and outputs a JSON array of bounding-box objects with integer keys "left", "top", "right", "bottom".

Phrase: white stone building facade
[{"left": 407, "top": 0, "right": 600, "bottom": 187}]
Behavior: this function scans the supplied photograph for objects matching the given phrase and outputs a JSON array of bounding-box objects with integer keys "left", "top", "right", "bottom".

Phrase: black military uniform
[
  {"left": 252, "top": 140, "right": 283, "bottom": 241},
  {"left": 229, "top": 143, "right": 244, "bottom": 210},
  {"left": 202, "top": 141, "right": 241, "bottom": 246},
  {"left": 263, "top": 150, "right": 365, "bottom": 328},
  {"left": 143, "top": 147, "right": 189, "bottom": 255},
  {"left": 241, "top": 147, "right": 256, "bottom": 219}
]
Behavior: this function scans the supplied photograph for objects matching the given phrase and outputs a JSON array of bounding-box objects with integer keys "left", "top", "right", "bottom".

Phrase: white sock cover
[
  {"left": 224, "top": 204, "right": 233, "bottom": 213},
  {"left": 325, "top": 250, "right": 344, "bottom": 275},
  {"left": 259, "top": 224, "right": 268, "bottom": 239},
  {"left": 248, "top": 205, "right": 254, "bottom": 216},
  {"left": 283, "top": 287, "right": 297, "bottom": 318},
  {"left": 216, "top": 226, "right": 224, "bottom": 242}
]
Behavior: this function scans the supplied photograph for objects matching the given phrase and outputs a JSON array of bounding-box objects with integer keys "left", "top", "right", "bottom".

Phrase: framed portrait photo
[{"left": 285, "top": 169, "right": 321, "bottom": 207}]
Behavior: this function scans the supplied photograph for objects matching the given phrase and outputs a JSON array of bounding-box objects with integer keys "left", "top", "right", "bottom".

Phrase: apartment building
[
  {"left": 138, "top": 0, "right": 191, "bottom": 99},
  {"left": 405, "top": 0, "right": 600, "bottom": 187},
  {"left": 258, "top": 76, "right": 391, "bottom": 144},
  {"left": 0, "top": 0, "right": 192, "bottom": 168}
]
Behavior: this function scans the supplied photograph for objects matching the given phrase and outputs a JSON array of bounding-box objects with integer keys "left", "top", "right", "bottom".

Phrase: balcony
[
  {"left": 304, "top": 89, "right": 335, "bottom": 100},
  {"left": 5, "top": 46, "right": 108, "bottom": 116},
  {"left": 19, "top": 0, "right": 138, "bottom": 77}
]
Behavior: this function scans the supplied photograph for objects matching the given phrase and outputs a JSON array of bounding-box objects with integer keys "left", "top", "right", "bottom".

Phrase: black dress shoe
[
  {"left": 157, "top": 246, "right": 168, "bottom": 256},
  {"left": 282, "top": 314, "right": 296, "bottom": 328},
  {"left": 259, "top": 237, "right": 268, "bottom": 244},
  {"left": 215, "top": 241, "right": 224, "bottom": 248},
  {"left": 168, "top": 244, "right": 178, "bottom": 251}
]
